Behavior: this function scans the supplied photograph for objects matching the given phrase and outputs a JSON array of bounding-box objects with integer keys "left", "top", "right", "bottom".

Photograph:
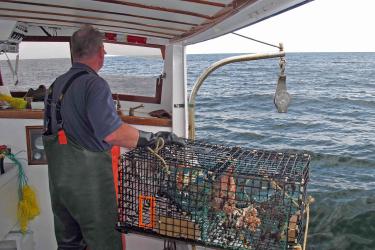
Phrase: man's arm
[
  {"left": 104, "top": 123, "right": 139, "bottom": 149},
  {"left": 105, "top": 124, "right": 186, "bottom": 149}
]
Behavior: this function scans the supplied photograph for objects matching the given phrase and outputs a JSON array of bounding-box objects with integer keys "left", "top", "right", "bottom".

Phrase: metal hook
[{"left": 279, "top": 56, "right": 286, "bottom": 76}]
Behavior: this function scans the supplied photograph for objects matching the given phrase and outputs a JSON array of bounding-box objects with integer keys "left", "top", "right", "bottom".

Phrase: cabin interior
[{"left": 0, "top": 20, "right": 187, "bottom": 250}]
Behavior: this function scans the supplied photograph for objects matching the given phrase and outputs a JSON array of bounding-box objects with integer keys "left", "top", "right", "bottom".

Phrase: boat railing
[{"left": 188, "top": 50, "right": 286, "bottom": 139}]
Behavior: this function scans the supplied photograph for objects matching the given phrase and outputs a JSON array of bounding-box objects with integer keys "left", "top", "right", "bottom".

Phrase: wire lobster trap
[{"left": 117, "top": 140, "right": 310, "bottom": 250}]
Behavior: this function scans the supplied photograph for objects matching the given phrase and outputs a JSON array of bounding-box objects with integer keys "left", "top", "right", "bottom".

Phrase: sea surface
[{"left": 1, "top": 52, "right": 374, "bottom": 249}]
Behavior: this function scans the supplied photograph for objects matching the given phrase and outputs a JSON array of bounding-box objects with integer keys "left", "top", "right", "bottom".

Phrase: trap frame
[{"left": 117, "top": 140, "right": 310, "bottom": 250}]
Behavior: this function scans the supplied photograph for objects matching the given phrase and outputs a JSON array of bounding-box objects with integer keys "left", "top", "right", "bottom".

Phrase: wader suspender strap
[{"left": 45, "top": 71, "right": 88, "bottom": 135}]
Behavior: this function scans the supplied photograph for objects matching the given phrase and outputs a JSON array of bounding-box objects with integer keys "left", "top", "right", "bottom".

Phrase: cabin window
[
  {"left": 0, "top": 42, "right": 71, "bottom": 91},
  {"left": 102, "top": 43, "right": 164, "bottom": 103},
  {"left": 0, "top": 42, "right": 164, "bottom": 104}
]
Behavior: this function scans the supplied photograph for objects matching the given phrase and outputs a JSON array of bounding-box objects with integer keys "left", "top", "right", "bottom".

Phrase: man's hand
[{"left": 137, "top": 131, "right": 185, "bottom": 147}]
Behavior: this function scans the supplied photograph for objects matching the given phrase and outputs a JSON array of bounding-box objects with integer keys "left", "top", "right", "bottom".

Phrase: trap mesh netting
[{"left": 117, "top": 140, "right": 310, "bottom": 250}]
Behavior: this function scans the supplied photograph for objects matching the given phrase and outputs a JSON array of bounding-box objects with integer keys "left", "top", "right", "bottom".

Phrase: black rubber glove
[{"left": 137, "top": 131, "right": 186, "bottom": 147}]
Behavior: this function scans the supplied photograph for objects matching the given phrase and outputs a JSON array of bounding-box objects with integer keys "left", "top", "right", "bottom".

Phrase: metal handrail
[{"left": 188, "top": 51, "right": 285, "bottom": 139}]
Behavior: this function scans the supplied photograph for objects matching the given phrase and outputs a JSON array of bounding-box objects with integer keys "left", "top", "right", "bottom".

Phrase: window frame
[{"left": 3, "top": 36, "right": 165, "bottom": 104}]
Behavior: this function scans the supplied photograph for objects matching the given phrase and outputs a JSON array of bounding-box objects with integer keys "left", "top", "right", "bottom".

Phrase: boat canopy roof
[{"left": 0, "top": 0, "right": 313, "bottom": 46}]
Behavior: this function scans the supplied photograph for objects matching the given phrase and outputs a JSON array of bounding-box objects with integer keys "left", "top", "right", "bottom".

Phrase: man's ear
[{"left": 101, "top": 45, "right": 106, "bottom": 56}]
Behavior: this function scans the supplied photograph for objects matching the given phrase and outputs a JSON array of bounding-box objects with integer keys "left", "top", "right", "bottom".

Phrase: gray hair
[{"left": 71, "top": 25, "right": 104, "bottom": 61}]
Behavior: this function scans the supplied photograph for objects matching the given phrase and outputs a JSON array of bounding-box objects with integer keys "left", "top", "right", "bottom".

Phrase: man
[{"left": 43, "top": 25, "right": 183, "bottom": 250}]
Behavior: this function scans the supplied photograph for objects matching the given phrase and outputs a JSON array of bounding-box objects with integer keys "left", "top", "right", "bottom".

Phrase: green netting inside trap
[{"left": 117, "top": 140, "right": 310, "bottom": 250}]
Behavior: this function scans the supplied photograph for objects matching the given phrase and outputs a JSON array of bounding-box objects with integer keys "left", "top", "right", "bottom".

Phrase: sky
[
  {"left": 1, "top": 0, "right": 375, "bottom": 60},
  {"left": 187, "top": 0, "right": 375, "bottom": 54}
]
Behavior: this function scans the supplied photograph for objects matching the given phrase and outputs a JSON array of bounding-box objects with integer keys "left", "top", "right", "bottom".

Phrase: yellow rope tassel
[
  {"left": 0, "top": 94, "right": 27, "bottom": 109},
  {"left": 17, "top": 199, "right": 30, "bottom": 233},
  {"left": 4, "top": 150, "right": 40, "bottom": 233},
  {"left": 22, "top": 185, "right": 40, "bottom": 220},
  {"left": 17, "top": 185, "right": 40, "bottom": 233}
]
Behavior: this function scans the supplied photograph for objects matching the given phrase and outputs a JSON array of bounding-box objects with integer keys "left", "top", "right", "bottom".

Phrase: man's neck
[{"left": 75, "top": 58, "right": 100, "bottom": 73}]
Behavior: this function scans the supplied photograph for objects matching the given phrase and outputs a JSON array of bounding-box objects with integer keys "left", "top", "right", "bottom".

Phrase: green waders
[{"left": 43, "top": 71, "right": 122, "bottom": 250}]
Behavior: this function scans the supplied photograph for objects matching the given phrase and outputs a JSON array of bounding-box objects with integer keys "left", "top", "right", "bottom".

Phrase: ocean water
[
  {"left": 186, "top": 53, "right": 375, "bottom": 250},
  {"left": 1, "top": 52, "right": 374, "bottom": 249}
]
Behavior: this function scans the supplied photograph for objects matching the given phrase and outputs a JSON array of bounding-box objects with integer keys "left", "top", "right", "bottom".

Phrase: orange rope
[{"left": 111, "top": 146, "right": 126, "bottom": 250}]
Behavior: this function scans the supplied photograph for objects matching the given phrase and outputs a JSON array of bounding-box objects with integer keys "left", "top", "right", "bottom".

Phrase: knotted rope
[{"left": 147, "top": 137, "right": 170, "bottom": 174}]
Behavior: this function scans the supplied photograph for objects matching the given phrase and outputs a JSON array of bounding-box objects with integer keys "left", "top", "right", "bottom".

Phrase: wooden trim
[
  {"left": 161, "top": 47, "right": 166, "bottom": 60},
  {"left": 155, "top": 76, "right": 163, "bottom": 102},
  {"left": 181, "top": 0, "right": 227, "bottom": 7},
  {"left": 114, "top": 94, "right": 158, "bottom": 104},
  {"left": 69, "top": 41, "right": 73, "bottom": 65},
  {"left": 22, "top": 36, "right": 166, "bottom": 50},
  {"left": 0, "top": 7, "right": 188, "bottom": 33},
  {"left": 12, "top": 92, "right": 161, "bottom": 104},
  {"left": 0, "top": 109, "right": 44, "bottom": 119},
  {"left": 22, "top": 36, "right": 71, "bottom": 42},
  {"left": 92, "top": 0, "right": 213, "bottom": 19},
  {"left": 0, "top": 109, "right": 171, "bottom": 127},
  {"left": 0, "top": 14, "right": 175, "bottom": 38},
  {"left": 104, "top": 40, "right": 165, "bottom": 50},
  {"left": 0, "top": 0, "right": 198, "bottom": 26},
  {"left": 0, "top": 67, "right": 3, "bottom": 86},
  {"left": 119, "top": 114, "right": 171, "bottom": 127}
]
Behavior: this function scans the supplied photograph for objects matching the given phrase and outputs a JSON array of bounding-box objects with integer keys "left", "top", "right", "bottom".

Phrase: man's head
[{"left": 71, "top": 25, "right": 106, "bottom": 72}]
